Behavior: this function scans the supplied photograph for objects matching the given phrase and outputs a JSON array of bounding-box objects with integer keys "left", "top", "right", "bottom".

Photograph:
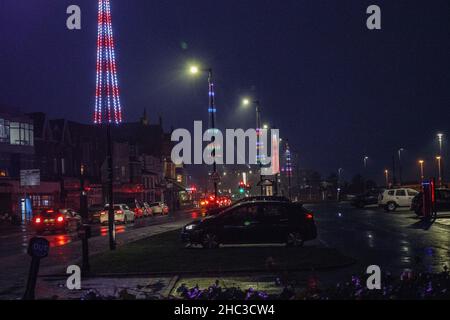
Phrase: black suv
[{"left": 182, "top": 201, "right": 317, "bottom": 248}]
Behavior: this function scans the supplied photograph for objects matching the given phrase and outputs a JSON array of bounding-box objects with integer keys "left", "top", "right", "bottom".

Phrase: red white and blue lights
[{"left": 94, "top": 0, "right": 123, "bottom": 124}]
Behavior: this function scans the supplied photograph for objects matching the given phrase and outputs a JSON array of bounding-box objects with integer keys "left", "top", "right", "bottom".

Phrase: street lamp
[
  {"left": 189, "top": 65, "right": 199, "bottom": 75},
  {"left": 188, "top": 64, "right": 218, "bottom": 197},
  {"left": 437, "top": 133, "right": 444, "bottom": 154},
  {"left": 419, "top": 160, "right": 425, "bottom": 184},
  {"left": 363, "top": 156, "right": 369, "bottom": 168},
  {"left": 241, "top": 98, "right": 263, "bottom": 195},
  {"left": 384, "top": 169, "right": 389, "bottom": 187},
  {"left": 437, "top": 133, "right": 445, "bottom": 185},
  {"left": 436, "top": 156, "right": 442, "bottom": 187}
]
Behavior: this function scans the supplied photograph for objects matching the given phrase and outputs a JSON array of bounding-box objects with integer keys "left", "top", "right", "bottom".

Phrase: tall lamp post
[
  {"left": 242, "top": 98, "right": 263, "bottom": 195},
  {"left": 436, "top": 156, "right": 443, "bottom": 187},
  {"left": 190, "top": 65, "right": 218, "bottom": 198},
  {"left": 384, "top": 169, "right": 389, "bottom": 188},
  {"left": 437, "top": 133, "right": 445, "bottom": 185},
  {"left": 419, "top": 160, "right": 425, "bottom": 184},
  {"left": 363, "top": 156, "right": 369, "bottom": 192}
]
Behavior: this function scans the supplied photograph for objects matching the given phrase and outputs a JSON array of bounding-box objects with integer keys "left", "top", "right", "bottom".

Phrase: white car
[
  {"left": 148, "top": 202, "right": 169, "bottom": 215},
  {"left": 100, "top": 204, "right": 135, "bottom": 224},
  {"left": 378, "top": 188, "right": 419, "bottom": 212}
]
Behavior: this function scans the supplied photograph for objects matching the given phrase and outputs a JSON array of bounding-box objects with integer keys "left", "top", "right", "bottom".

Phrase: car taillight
[
  {"left": 56, "top": 215, "right": 64, "bottom": 223},
  {"left": 305, "top": 213, "right": 314, "bottom": 220},
  {"left": 35, "top": 217, "right": 41, "bottom": 224},
  {"left": 116, "top": 210, "right": 123, "bottom": 214}
]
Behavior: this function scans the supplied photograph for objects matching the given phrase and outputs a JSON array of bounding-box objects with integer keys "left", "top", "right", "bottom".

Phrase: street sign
[
  {"left": 27, "top": 237, "right": 49, "bottom": 258},
  {"left": 20, "top": 169, "right": 40, "bottom": 187},
  {"left": 23, "top": 237, "right": 50, "bottom": 300}
]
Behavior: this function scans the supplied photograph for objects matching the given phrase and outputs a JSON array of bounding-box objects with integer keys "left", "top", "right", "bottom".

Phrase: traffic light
[{"left": 238, "top": 181, "right": 246, "bottom": 194}]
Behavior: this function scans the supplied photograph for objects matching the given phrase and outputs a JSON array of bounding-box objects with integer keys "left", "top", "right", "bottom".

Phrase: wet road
[
  {"left": 0, "top": 210, "right": 199, "bottom": 260},
  {"left": 1, "top": 203, "right": 449, "bottom": 285},
  {"left": 306, "top": 202, "right": 450, "bottom": 274}
]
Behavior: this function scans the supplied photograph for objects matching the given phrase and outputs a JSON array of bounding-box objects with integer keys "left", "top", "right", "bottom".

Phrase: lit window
[{"left": 9, "top": 121, "right": 33, "bottom": 146}]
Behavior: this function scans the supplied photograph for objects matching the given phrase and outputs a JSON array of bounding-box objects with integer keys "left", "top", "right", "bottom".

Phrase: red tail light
[
  {"left": 116, "top": 210, "right": 123, "bottom": 214},
  {"left": 306, "top": 213, "right": 314, "bottom": 220},
  {"left": 35, "top": 217, "right": 42, "bottom": 224},
  {"left": 56, "top": 215, "right": 64, "bottom": 223}
]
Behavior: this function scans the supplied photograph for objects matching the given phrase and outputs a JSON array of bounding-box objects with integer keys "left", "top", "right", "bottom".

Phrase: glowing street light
[
  {"left": 263, "top": 124, "right": 269, "bottom": 130},
  {"left": 187, "top": 63, "right": 218, "bottom": 197},
  {"left": 436, "top": 156, "right": 443, "bottom": 187},
  {"left": 241, "top": 98, "right": 263, "bottom": 195},
  {"left": 384, "top": 169, "right": 389, "bottom": 187},
  {"left": 363, "top": 156, "right": 369, "bottom": 168},
  {"left": 189, "top": 65, "right": 199, "bottom": 75},
  {"left": 419, "top": 160, "right": 425, "bottom": 183},
  {"left": 437, "top": 133, "right": 444, "bottom": 154}
]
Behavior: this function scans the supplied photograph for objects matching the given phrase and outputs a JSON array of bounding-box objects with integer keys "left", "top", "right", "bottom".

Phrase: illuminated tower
[{"left": 94, "top": 0, "right": 123, "bottom": 124}]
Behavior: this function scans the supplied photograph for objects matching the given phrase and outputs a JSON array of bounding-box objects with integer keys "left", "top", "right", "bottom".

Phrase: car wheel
[
  {"left": 202, "top": 233, "right": 219, "bottom": 249},
  {"left": 386, "top": 202, "right": 397, "bottom": 212},
  {"left": 286, "top": 232, "right": 304, "bottom": 247}
]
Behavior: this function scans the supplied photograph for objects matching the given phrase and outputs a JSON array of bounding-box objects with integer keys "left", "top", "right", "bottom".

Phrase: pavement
[{"left": 2, "top": 203, "right": 450, "bottom": 300}]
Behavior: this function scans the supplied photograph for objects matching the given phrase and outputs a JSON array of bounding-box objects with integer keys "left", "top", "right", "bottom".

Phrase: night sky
[{"left": 1, "top": 0, "right": 449, "bottom": 184}]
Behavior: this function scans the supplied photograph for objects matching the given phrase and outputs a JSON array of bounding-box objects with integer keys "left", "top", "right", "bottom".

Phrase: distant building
[
  {"left": 1, "top": 109, "right": 187, "bottom": 218},
  {"left": 0, "top": 111, "right": 34, "bottom": 178}
]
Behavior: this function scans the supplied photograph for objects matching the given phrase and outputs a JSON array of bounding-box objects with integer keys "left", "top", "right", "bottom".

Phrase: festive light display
[
  {"left": 283, "top": 142, "right": 293, "bottom": 177},
  {"left": 94, "top": 0, "right": 123, "bottom": 124}
]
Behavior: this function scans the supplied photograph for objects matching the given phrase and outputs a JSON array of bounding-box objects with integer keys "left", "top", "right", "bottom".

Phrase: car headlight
[{"left": 185, "top": 224, "right": 196, "bottom": 231}]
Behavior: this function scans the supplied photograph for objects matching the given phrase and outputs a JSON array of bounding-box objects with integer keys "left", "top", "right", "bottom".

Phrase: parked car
[
  {"left": 100, "top": 204, "right": 135, "bottom": 225},
  {"left": 33, "top": 208, "right": 82, "bottom": 234},
  {"left": 411, "top": 188, "right": 450, "bottom": 216},
  {"left": 88, "top": 204, "right": 104, "bottom": 224},
  {"left": 142, "top": 202, "right": 153, "bottom": 217},
  {"left": 351, "top": 189, "right": 383, "bottom": 208},
  {"left": 181, "top": 201, "right": 317, "bottom": 248},
  {"left": 127, "top": 200, "right": 145, "bottom": 219},
  {"left": 378, "top": 188, "right": 419, "bottom": 212},
  {"left": 149, "top": 202, "right": 169, "bottom": 215}
]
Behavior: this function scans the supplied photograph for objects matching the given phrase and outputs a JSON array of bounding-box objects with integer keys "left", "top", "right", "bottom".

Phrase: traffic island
[{"left": 89, "top": 230, "right": 355, "bottom": 275}]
